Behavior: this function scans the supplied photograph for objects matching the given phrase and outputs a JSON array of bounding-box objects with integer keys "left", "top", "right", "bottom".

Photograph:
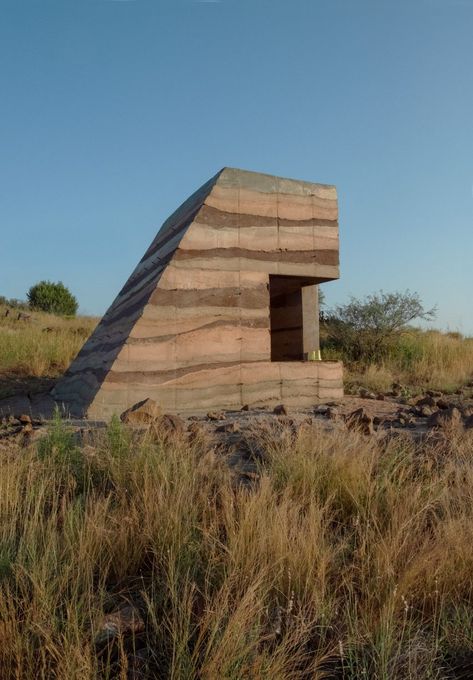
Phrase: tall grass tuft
[{"left": 1, "top": 418, "right": 473, "bottom": 677}]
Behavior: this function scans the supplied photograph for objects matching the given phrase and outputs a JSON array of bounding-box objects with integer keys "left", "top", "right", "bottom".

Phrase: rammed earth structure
[{"left": 53, "top": 168, "right": 343, "bottom": 419}]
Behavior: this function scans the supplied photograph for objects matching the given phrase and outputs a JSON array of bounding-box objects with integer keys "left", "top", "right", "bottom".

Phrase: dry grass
[
  {"left": 1, "top": 306, "right": 472, "bottom": 398},
  {"left": 1, "top": 418, "right": 473, "bottom": 678},
  {"left": 0, "top": 306, "right": 97, "bottom": 396},
  {"left": 326, "top": 330, "right": 473, "bottom": 395}
]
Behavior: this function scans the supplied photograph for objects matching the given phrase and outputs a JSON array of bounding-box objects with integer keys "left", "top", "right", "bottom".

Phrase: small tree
[
  {"left": 325, "top": 290, "right": 436, "bottom": 362},
  {"left": 27, "top": 281, "right": 78, "bottom": 317}
]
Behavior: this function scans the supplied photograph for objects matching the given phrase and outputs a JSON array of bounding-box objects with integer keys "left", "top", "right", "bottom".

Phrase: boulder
[
  {"left": 273, "top": 404, "right": 288, "bottom": 416},
  {"left": 120, "top": 399, "right": 161, "bottom": 425}
]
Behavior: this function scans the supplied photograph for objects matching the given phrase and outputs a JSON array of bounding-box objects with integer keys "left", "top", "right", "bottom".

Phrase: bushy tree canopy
[
  {"left": 27, "top": 281, "right": 78, "bottom": 317},
  {"left": 324, "top": 290, "right": 436, "bottom": 362}
]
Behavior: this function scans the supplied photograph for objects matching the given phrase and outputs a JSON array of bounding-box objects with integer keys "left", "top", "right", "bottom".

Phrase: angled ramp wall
[{"left": 53, "top": 168, "right": 343, "bottom": 419}]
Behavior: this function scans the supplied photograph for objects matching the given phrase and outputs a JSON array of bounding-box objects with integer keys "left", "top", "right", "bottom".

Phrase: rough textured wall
[{"left": 53, "top": 168, "right": 342, "bottom": 419}]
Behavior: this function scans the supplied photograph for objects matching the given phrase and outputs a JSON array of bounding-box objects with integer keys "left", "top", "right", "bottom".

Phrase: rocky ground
[
  {"left": 2, "top": 383, "right": 473, "bottom": 465},
  {"left": 2, "top": 386, "right": 473, "bottom": 678}
]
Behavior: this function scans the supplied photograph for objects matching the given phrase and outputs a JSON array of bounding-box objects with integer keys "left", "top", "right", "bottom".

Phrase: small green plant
[
  {"left": 27, "top": 280, "right": 78, "bottom": 317},
  {"left": 36, "top": 408, "right": 88, "bottom": 492}
]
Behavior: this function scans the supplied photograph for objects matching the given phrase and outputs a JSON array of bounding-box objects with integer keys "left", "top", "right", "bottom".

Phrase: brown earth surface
[{"left": 2, "top": 383, "right": 473, "bottom": 460}]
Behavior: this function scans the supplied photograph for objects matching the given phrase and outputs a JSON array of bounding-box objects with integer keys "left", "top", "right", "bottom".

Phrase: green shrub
[
  {"left": 323, "top": 290, "right": 436, "bottom": 363},
  {"left": 27, "top": 280, "right": 78, "bottom": 316}
]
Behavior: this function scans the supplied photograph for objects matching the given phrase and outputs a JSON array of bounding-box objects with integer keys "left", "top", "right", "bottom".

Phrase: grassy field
[
  {"left": 2, "top": 417, "right": 473, "bottom": 678},
  {"left": 324, "top": 328, "right": 473, "bottom": 395},
  {"left": 1, "top": 304, "right": 472, "bottom": 399},
  {"left": 0, "top": 305, "right": 96, "bottom": 398},
  {"left": 2, "top": 308, "right": 473, "bottom": 677}
]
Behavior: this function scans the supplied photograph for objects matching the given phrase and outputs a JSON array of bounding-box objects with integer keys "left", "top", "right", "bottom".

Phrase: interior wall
[
  {"left": 269, "top": 275, "right": 321, "bottom": 361},
  {"left": 269, "top": 276, "right": 302, "bottom": 360}
]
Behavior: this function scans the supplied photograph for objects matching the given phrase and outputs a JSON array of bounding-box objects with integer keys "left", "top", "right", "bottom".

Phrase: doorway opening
[{"left": 269, "top": 275, "right": 320, "bottom": 362}]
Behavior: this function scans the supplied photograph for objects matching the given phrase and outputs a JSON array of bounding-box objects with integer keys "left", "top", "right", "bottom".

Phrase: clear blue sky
[{"left": 1, "top": 0, "right": 472, "bottom": 332}]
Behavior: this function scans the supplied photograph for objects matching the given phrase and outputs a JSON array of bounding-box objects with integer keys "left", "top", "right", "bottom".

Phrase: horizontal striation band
[
  {"left": 173, "top": 247, "right": 339, "bottom": 266},
  {"left": 196, "top": 204, "right": 339, "bottom": 229},
  {"left": 148, "top": 285, "right": 268, "bottom": 308}
]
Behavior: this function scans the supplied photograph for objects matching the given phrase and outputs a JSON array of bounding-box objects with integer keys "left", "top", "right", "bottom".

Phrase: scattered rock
[
  {"left": 157, "top": 413, "right": 186, "bottom": 436},
  {"left": 207, "top": 410, "right": 225, "bottom": 421},
  {"left": 1, "top": 416, "right": 20, "bottom": 427},
  {"left": 427, "top": 390, "right": 443, "bottom": 398},
  {"left": 273, "top": 404, "right": 288, "bottom": 416},
  {"left": 376, "top": 393, "right": 386, "bottom": 401},
  {"left": 0, "top": 425, "right": 22, "bottom": 440},
  {"left": 416, "top": 395, "right": 437, "bottom": 409},
  {"left": 95, "top": 604, "right": 145, "bottom": 646},
  {"left": 120, "top": 399, "right": 161, "bottom": 425},
  {"left": 417, "top": 405, "right": 435, "bottom": 418},
  {"left": 427, "top": 407, "right": 463, "bottom": 431},
  {"left": 398, "top": 412, "right": 415, "bottom": 427},
  {"left": 216, "top": 421, "right": 240, "bottom": 434},
  {"left": 345, "top": 407, "right": 374, "bottom": 435},
  {"left": 436, "top": 398, "right": 449, "bottom": 410},
  {"left": 359, "top": 388, "right": 376, "bottom": 400},
  {"left": 187, "top": 421, "right": 204, "bottom": 439},
  {"left": 18, "top": 414, "right": 32, "bottom": 425}
]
